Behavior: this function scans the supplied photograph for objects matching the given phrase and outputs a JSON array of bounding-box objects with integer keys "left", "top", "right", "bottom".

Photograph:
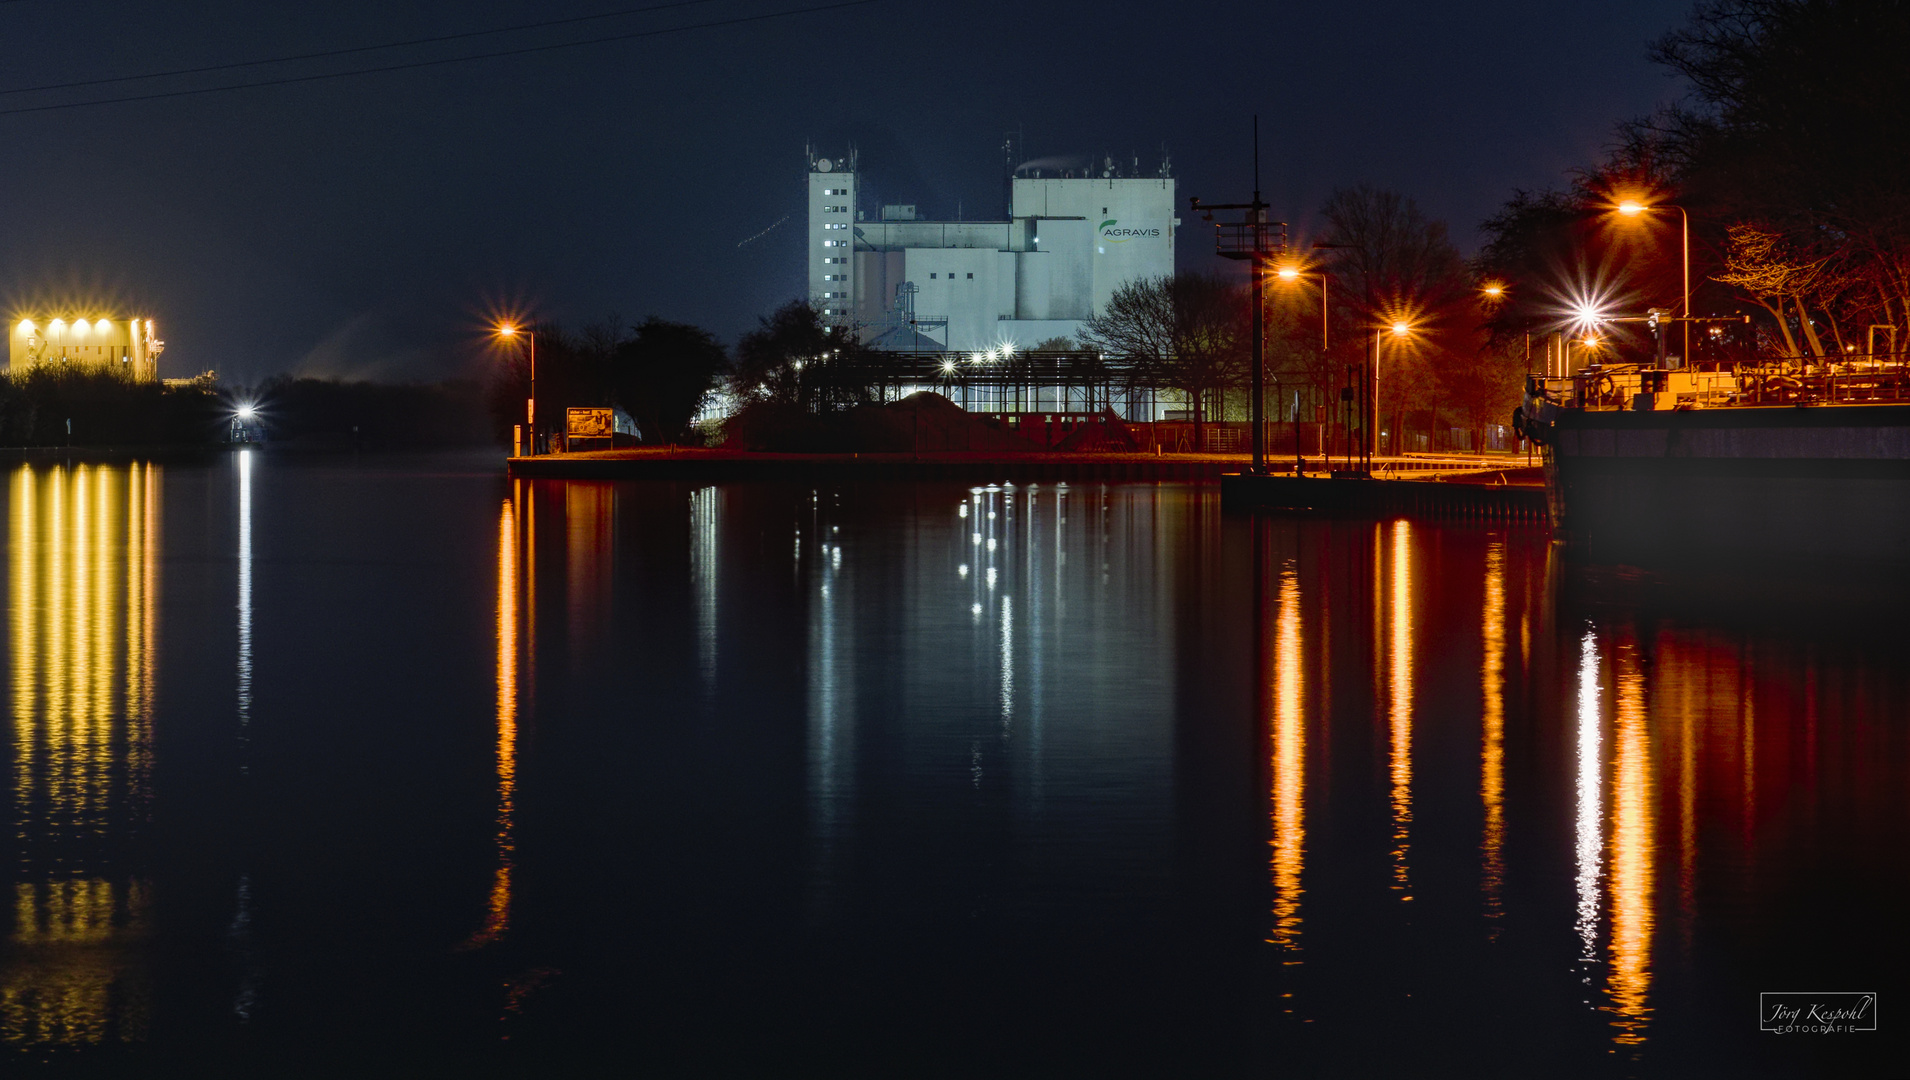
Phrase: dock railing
[{"left": 1538, "top": 352, "right": 1910, "bottom": 412}]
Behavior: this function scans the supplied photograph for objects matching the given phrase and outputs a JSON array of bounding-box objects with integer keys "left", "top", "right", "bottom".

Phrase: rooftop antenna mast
[{"left": 1189, "top": 115, "right": 1286, "bottom": 475}]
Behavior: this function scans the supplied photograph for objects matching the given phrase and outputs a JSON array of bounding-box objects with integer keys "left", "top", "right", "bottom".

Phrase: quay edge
[{"left": 1220, "top": 471, "right": 1550, "bottom": 522}]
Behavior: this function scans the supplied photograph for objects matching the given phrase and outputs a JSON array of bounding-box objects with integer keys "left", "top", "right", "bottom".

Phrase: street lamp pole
[
  {"left": 1370, "top": 328, "right": 1381, "bottom": 471},
  {"left": 497, "top": 323, "right": 536, "bottom": 454},
  {"left": 1679, "top": 205, "right": 1689, "bottom": 364},
  {"left": 1618, "top": 201, "right": 1690, "bottom": 365},
  {"left": 1276, "top": 265, "right": 1332, "bottom": 475},
  {"left": 1189, "top": 120, "right": 1285, "bottom": 476},
  {"left": 1312, "top": 240, "right": 1382, "bottom": 474},
  {"left": 1251, "top": 233, "right": 1267, "bottom": 472}
]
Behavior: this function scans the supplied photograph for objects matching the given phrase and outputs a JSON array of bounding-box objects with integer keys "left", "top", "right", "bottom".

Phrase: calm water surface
[{"left": 1, "top": 451, "right": 1905, "bottom": 1077}]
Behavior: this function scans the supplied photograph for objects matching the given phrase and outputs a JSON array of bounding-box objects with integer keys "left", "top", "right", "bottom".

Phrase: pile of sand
[{"left": 722, "top": 392, "right": 1047, "bottom": 453}]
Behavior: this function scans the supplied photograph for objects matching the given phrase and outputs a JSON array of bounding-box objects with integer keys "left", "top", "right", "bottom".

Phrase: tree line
[
  {"left": 1079, "top": 185, "right": 1523, "bottom": 456},
  {"left": 0, "top": 367, "right": 224, "bottom": 446},
  {"left": 485, "top": 305, "right": 881, "bottom": 446},
  {"left": 1476, "top": 0, "right": 1910, "bottom": 365}
]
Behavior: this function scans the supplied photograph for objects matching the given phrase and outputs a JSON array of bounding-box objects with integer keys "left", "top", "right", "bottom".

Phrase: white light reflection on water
[
  {"left": 691, "top": 487, "right": 720, "bottom": 693},
  {"left": 1024, "top": 487, "right": 1044, "bottom": 809},
  {"left": 999, "top": 594, "right": 1014, "bottom": 734},
  {"left": 806, "top": 498, "right": 854, "bottom": 915},
  {"left": 231, "top": 451, "right": 260, "bottom": 1015},
  {"left": 1575, "top": 628, "right": 1604, "bottom": 977},
  {"left": 236, "top": 450, "right": 253, "bottom": 744}
]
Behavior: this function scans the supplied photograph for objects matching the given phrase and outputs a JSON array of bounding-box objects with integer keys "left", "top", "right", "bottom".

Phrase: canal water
[{"left": 1, "top": 451, "right": 1904, "bottom": 1077}]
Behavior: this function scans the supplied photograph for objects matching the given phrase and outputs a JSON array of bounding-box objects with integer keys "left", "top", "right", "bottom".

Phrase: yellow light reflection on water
[
  {"left": 1387, "top": 520, "right": 1413, "bottom": 897},
  {"left": 1480, "top": 542, "right": 1506, "bottom": 927},
  {"left": 1607, "top": 637, "right": 1655, "bottom": 1045},
  {"left": 3, "top": 463, "right": 159, "bottom": 1047},
  {"left": 12, "top": 469, "right": 36, "bottom": 822},
  {"left": 1267, "top": 564, "right": 1305, "bottom": 952}
]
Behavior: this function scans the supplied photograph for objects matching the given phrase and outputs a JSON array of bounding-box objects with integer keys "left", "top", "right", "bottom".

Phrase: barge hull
[{"left": 1548, "top": 403, "right": 1910, "bottom": 560}]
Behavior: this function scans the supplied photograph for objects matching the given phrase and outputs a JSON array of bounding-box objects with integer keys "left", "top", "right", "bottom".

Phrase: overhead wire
[
  {"left": 0, "top": 0, "right": 878, "bottom": 117},
  {"left": 0, "top": 0, "right": 724, "bottom": 98}
]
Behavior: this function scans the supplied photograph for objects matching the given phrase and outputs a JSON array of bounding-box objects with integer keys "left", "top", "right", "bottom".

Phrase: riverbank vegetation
[
  {"left": 0, "top": 367, "right": 224, "bottom": 447},
  {"left": 486, "top": 315, "right": 729, "bottom": 446},
  {"left": 242, "top": 376, "right": 491, "bottom": 448}
]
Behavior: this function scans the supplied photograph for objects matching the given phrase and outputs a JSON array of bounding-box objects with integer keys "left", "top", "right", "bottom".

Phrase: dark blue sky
[{"left": 0, "top": 0, "right": 1689, "bottom": 382}]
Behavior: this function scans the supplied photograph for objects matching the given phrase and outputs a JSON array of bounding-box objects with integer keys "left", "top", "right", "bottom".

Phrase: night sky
[{"left": 0, "top": 0, "right": 1687, "bottom": 383}]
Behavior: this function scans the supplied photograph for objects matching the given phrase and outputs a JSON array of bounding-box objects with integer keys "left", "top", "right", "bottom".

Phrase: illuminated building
[
  {"left": 806, "top": 146, "right": 1177, "bottom": 352},
  {"left": 9, "top": 316, "right": 164, "bottom": 379}
]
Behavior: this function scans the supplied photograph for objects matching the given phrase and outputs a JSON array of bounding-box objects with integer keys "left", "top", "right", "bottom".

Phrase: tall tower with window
[{"left": 807, "top": 148, "right": 857, "bottom": 325}]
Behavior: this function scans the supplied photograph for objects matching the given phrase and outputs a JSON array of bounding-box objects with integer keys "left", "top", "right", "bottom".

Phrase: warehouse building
[
  {"left": 11, "top": 314, "right": 164, "bottom": 379},
  {"left": 806, "top": 147, "right": 1176, "bottom": 353}
]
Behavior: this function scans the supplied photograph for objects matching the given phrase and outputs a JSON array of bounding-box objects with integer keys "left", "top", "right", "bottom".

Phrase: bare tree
[
  {"left": 1318, "top": 186, "right": 1475, "bottom": 454},
  {"left": 731, "top": 301, "right": 879, "bottom": 413},
  {"left": 1081, "top": 273, "right": 1244, "bottom": 441}
]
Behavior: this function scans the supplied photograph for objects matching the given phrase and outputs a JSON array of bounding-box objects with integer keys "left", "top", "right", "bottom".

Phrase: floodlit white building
[{"left": 806, "top": 147, "right": 1177, "bottom": 353}]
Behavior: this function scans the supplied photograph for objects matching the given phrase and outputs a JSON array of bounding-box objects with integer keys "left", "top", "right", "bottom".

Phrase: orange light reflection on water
[
  {"left": 1267, "top": 564, "right": 1305, "bottom": 953},
  {"left": 1607, "top": 633, "right": 1655, "bottom": 1044},
  {"left": 1387, "top": 520, "right": 1413, "bottom": 898},
  {"left": 1480, "top": 542, "right": 1506, "bottom": 927},
  {"left": 466, "top": 496, "right": 521, "bottom": 949}
]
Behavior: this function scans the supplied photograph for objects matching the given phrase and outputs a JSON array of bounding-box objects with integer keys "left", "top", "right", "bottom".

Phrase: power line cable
[
  {"left": 0, "top": 0, "right": 724, "bottom": 98},
  {"left": 736, "top": 214, "right": 790, "bottom": 248},
  {"left": 0, "top": 0, "right": 877, "bottom": 117}
]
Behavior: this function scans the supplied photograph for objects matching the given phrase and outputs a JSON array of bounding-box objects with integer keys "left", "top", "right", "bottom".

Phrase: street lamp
[
  {"left": 1275, "top": 264, "right": 1331, "bottom": 474},
  {"left": 1616, "top": 199, "right": 1690, "bottom": 366},
  {"left": 1312, "top": 240, "right": 1397, "bottom": 472},
  {"left": 1375, "top": 320, "right": 1414, "bottom": 463},
  {"left": 1276, "top": 265, "right": 1331, "bottom": 351},
  {"left": 495, "top": 323, "right": 536, "bottom": 455}
]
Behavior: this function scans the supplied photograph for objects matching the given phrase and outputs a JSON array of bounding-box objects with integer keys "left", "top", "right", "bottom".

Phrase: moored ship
[{"left": 1517, "top": 361, "right": 1910, "bottom": 560}]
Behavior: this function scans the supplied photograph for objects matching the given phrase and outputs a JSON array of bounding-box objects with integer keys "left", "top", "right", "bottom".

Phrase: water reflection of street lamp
[
  {"left": 1616, "top": 199, "right": 1690, "bottom": 365},
  {"left": 495, "top": 323, "right": 535, "bottom": 454}
]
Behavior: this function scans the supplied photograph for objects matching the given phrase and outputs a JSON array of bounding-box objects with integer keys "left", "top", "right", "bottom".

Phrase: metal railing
[
  {"left": 1213, "top": 221, "right": 1287, "bottom": 259},
  {"left": 1537, "top": 352, "right": 1910, "bottom": 412}
]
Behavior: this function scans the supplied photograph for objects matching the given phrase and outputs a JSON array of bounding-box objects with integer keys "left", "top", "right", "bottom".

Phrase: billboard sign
[{"left": 567, "top": 407, "right": 613, "bottom": 438}]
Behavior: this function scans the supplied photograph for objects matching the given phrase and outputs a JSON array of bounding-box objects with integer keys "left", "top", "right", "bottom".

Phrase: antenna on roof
[{"left": 1253, "top": 115, "right": 1260, "bottom": 200}]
